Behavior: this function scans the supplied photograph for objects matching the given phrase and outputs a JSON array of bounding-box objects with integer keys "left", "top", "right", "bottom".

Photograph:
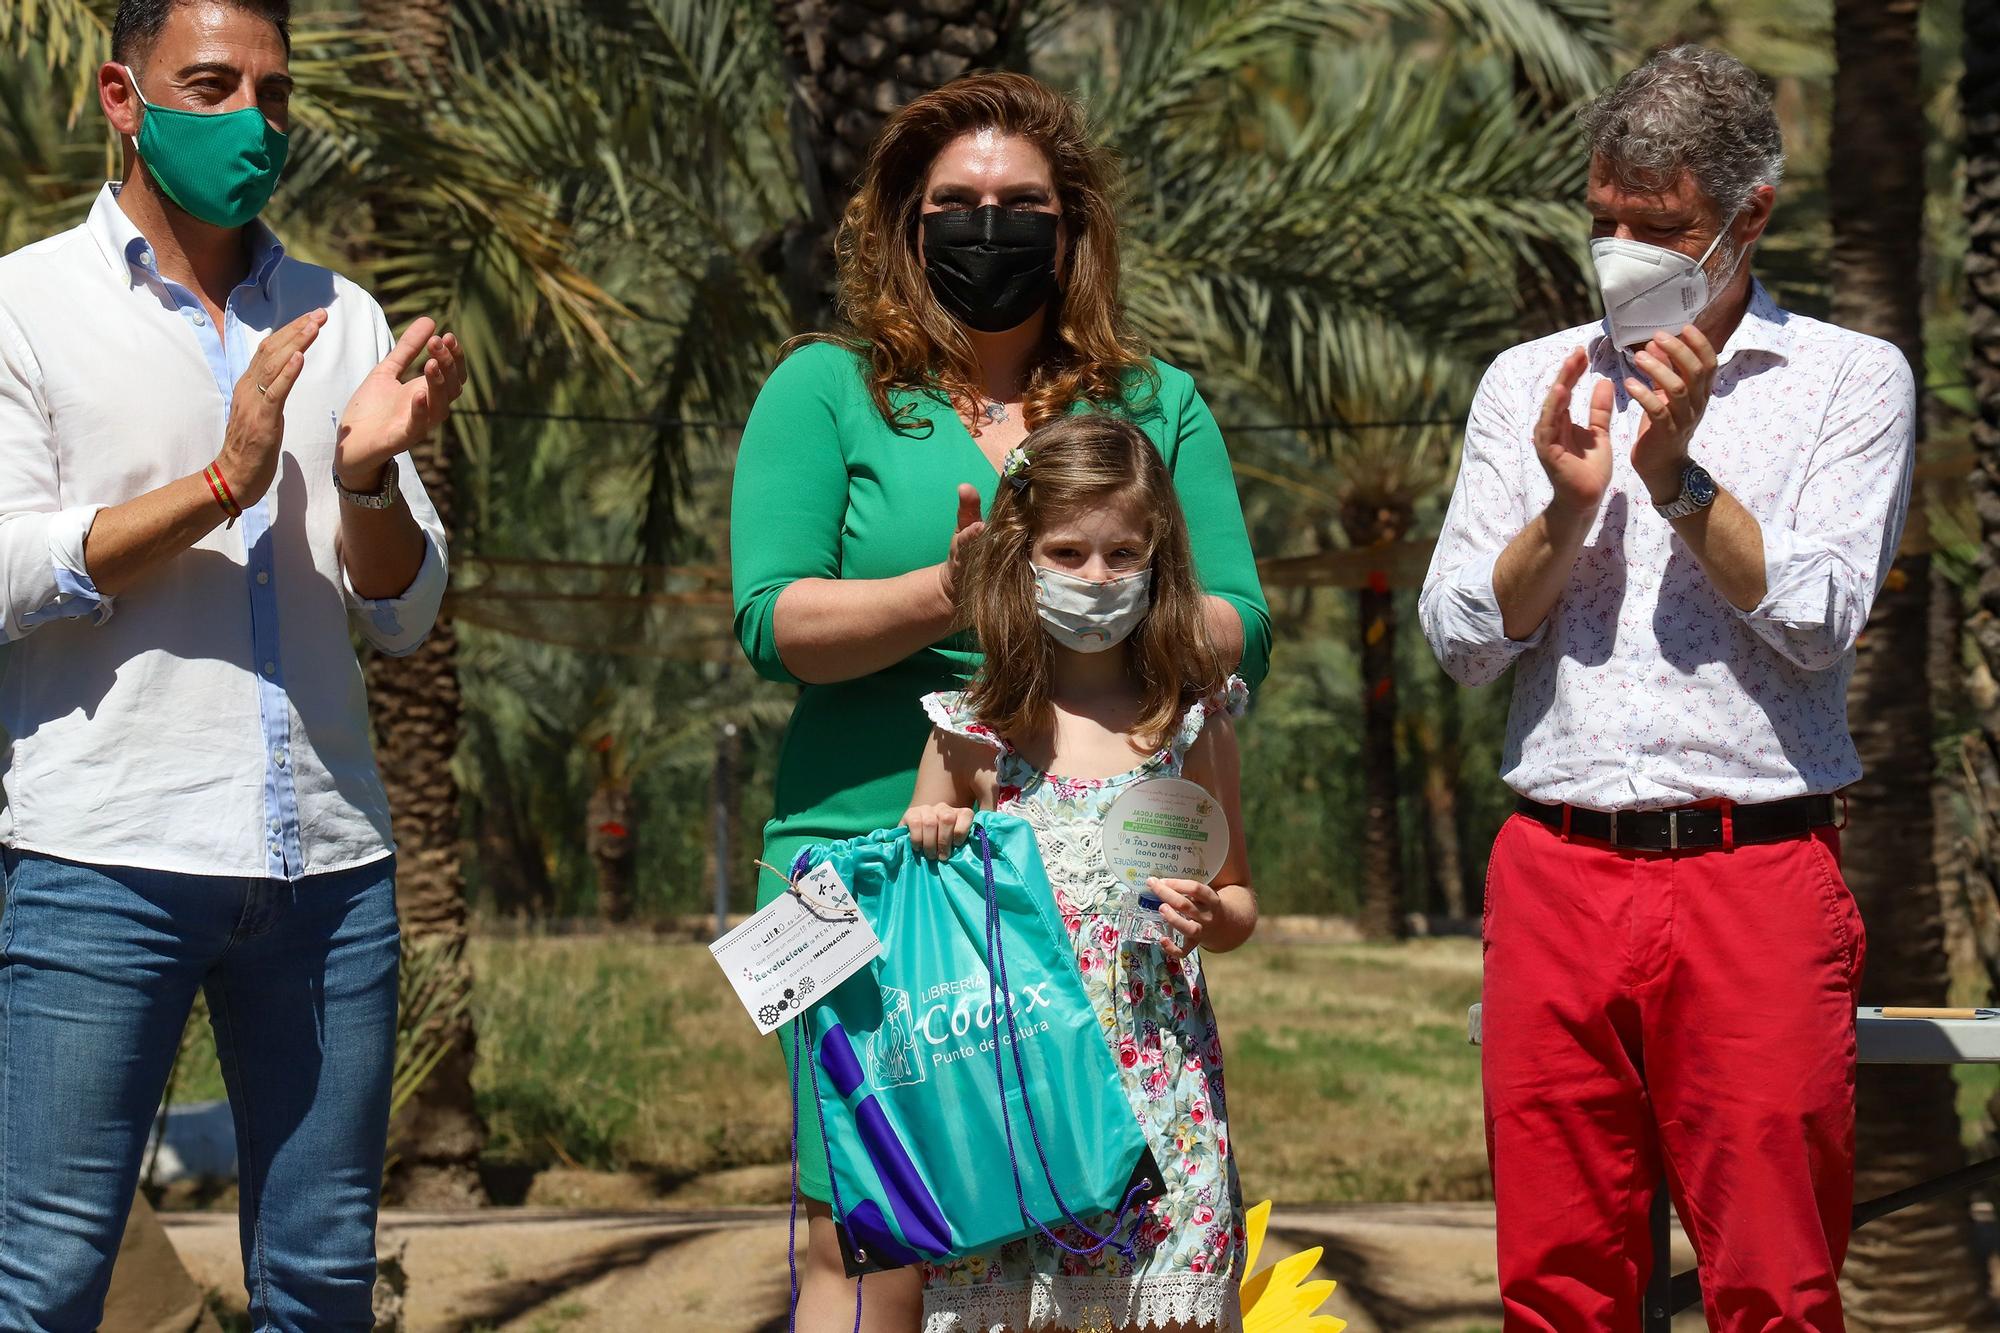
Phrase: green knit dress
[{"left": 728, "top": 341, "right": 1271, "bottom": 1199}]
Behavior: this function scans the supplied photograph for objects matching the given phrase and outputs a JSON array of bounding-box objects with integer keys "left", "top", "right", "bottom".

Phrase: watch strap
[
  {"left": 1653, "top": 462, "right": 1714, "bottom": 521},
  {"left": 332, "top": 462, "right": 399, "bottom": 510}
]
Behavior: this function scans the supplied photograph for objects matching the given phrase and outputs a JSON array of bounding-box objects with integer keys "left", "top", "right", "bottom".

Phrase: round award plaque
[{"left": 1100, "top": 776, "right": 1230, "bottom": 893}]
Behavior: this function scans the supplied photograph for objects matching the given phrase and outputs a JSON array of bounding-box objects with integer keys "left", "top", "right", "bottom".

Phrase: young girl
[{"left": 901, "top": 414, "right": 1257, "bottom": 1333}]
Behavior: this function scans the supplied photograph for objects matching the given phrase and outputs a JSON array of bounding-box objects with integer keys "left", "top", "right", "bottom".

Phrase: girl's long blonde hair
[{"left": 962, "top": 416, "right": 1223, "bottom": 751}]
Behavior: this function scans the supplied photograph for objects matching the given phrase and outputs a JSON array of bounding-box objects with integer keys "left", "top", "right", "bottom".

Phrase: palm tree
[
  {"left": 1829, "top": 0, "right": 1989, "bottom": 1322},
  {"left": 770, "top": 0, "right": 1026, "bottom": 325},
  {"left": 1113, "top": 23, "right": 1610, "bottom": 930}
]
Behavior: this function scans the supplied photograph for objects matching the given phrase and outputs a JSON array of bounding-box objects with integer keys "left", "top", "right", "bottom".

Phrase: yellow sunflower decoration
[{"left": 1239, "top": 1200, "right": 1346, "bottom": 1332}]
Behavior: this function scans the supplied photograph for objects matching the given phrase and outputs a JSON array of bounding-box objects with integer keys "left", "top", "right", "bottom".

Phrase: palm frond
[{"left": 0, "top": 0, "right": 112, "bottom": 126}]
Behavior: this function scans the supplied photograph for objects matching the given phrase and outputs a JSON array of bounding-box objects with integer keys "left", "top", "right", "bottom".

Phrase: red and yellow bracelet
[{"left": 202, "top": 462, "right": 242, "bottom": 527}]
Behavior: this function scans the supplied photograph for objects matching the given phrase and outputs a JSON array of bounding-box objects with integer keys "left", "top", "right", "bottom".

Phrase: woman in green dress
[{"left": 729, "top": 71, "right": 1270, "bottom": 1332}]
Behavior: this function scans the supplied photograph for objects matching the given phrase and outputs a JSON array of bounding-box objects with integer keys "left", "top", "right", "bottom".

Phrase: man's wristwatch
[
  {"left": 332, "top": 463, "right": 400, "bottom": 510},
  {"left": 1653, "top": 460, "right": 1718, "bottom": 521}
]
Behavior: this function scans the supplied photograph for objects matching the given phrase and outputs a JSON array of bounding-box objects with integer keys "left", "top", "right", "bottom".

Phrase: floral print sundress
[{"left": 916, "top": 679, "right": 1251, "bottom": 1333}]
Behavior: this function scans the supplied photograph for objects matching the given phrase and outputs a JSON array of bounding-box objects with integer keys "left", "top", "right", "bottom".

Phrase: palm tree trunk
[
  {"left": 1354, "top": 577, "right": 1401, "bottom": 937},
  {"left": 586, "top": 776, "right": 636, "bottom": 925},
  {"left": 1420, "top": 700, "right": 1468, "bottom": 921},
  {"left": 1830, "top": 0, "right": 1988, "bottom": 1322},
  {"left": 1960, "top": 0, "right": 2000, "bottom": 1287},
  {"left": 770, "top": 0, "right": 1025, "bottom": 328},
  {"left": 1344, "top": 501, "right": 1409, "bottom": 938},
  {"left": 357, "top": 0, "right": 487, "bottom": 1207}
]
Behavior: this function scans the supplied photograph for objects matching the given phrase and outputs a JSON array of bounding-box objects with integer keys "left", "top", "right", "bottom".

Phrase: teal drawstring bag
[{"left": 783, "top": 813, "right": 1161, "bottom": 1302}]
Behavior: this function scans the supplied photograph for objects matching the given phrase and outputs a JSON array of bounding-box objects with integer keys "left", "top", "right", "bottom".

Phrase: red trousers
[{"left": 1482, "top": 813, "right": 1864, "bottom": 1332}]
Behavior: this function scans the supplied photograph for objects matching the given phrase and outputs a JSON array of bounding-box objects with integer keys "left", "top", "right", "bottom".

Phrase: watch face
[{"left": 1683, "top": 463, "right": 1718, "bottom": 506}]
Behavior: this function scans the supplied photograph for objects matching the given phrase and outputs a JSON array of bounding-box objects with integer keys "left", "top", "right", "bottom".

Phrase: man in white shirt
[
  {"left": 1421, "top": 46, "right": 1914, "bottom": 1332},
  {"left": 0, "top": 2, "right": 461, "bottom": 1327}
]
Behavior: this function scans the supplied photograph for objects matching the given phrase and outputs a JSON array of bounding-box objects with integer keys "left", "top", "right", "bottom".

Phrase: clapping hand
[
  {"left": 935, "top": 484, "right": 985, "bottom": 610},
  {"left": 1532, "top": 346, "right": 1615, "bottom": 517},
  {"left": 215, "top": 309, "right": 326, "bottom": 508},
  {"left": 336, "top": 318, "right": 467, "bottom": 491},
  {"left": 1625, "top": 326, "right": 1718, "bottom": 499}
]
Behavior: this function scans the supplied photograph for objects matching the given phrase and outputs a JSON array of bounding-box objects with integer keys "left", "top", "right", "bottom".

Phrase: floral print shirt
[{"left": 1419, "top": 282, "right": 1916, "bottom": 809}]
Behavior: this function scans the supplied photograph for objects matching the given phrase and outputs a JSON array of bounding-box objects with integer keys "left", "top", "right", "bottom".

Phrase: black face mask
[{"left": 921, "top": 205, "right": 1061, "bottom": 333}]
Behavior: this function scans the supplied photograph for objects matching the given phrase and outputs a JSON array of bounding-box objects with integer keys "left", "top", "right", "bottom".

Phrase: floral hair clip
[{"left": 1000, "top": 446, "right": 1031, "bottom": 491}]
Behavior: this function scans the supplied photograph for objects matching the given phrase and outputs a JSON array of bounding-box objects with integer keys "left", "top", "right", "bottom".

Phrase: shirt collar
[
  {"left": 85, "top": 181, "right": 287, "bottom": 295},
  {"left": 1588, "top": 278, "right": 1794, "bottom": 370}
]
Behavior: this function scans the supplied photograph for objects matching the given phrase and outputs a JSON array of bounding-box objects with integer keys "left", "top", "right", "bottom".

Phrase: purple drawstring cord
[
  {"left": 976, "top": 824, "right": 1149, "bottom": 1262},
  {"left": 802, "top": 1027, "right": 865, "bottom": 1333},
  {"left": 785, "top": 852, "right": 865, "bottom": 1333},
  {"left": 786, "top": 1030, "right": 801, "bottom": 1333}
]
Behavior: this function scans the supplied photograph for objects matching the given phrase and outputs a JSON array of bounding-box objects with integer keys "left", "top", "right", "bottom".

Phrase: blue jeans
[{"left": 0, "top": 850, "right": 399, "bottom": 1333}]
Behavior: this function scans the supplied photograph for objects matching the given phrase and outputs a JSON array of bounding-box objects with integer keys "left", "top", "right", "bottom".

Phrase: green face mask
[{"left": 121, "top": 65, "right": 288, "bottom": 230}]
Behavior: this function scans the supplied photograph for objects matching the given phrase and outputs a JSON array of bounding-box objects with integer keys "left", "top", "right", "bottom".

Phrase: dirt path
[{"left": 163, "top": 1203, "right": 1707, "bottom": 1332}]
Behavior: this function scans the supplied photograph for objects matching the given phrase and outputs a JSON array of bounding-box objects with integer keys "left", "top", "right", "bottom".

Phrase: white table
[{"left": 1466, "top": 1003, "right": 2000, "bottom": 1328}]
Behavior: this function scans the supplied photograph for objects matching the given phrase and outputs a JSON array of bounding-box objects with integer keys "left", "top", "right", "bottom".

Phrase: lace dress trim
[
  {"left": 922, "top": 1268, "right": 1243, "bottom": 1333},
  {"left": 921, "top": 676, "right": 1249, "bottom": 769}
]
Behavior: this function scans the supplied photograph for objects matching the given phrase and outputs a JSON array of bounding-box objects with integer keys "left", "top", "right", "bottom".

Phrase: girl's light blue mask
[{"left": 1032, "top": 565, "right": 1152, "bottom": 653}]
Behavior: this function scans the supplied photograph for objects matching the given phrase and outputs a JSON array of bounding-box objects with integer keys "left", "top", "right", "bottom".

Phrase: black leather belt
[{"left": 1515, "top": 794, "right": 1841, "bottom": 851}]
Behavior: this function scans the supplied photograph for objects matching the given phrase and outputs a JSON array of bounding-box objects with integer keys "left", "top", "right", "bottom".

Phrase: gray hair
[{"left": 1578, "top": 45, "right": 1785, "bottom": 215}]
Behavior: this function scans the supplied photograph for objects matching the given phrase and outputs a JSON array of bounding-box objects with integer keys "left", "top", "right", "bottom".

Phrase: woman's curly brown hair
[
  {"left": 810, "top": 71, "right": 1154, "bottom": 432},
  {"left": 962, "top": 415, "right": 1223, "bottom": 753}
]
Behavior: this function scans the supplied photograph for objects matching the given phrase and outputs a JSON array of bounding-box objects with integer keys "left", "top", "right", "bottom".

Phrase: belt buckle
[
  {"left": 1668, "top": 810, "right": 1680, "bottom": 851},
  {"left": 1607, "top": 809, "right": 1618, "bottom": 845}
]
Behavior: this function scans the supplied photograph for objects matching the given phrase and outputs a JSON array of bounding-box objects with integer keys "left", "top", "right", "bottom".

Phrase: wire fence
[{"left": 456, "top": 379, "right": 1979, "bottom": 435}]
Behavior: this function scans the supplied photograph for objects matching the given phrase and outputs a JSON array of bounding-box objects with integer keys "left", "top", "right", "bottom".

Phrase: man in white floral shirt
[{"left": 1421, "top": 45, "right": 1914, "bottom": 1333}]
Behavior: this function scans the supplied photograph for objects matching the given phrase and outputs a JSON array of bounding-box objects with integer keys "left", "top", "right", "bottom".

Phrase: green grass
[
  {"left": 468, "top": 933, "right": 789, "bottom": 1177},
  {"left": 1208, "top": 938, "right": 1491, "bottom": 1203},
  {"left": 457, "top": 932, "right": 1494, "bottom": 1204},
  {"left": 157, "top": 934, "right": 1496, "bottom": 1203},
  {"left": 168, "top": 932, "right": 2000, "bottom": 1210}
]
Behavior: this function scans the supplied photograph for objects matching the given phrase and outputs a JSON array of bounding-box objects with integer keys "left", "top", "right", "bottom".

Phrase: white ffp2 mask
[
  {"left": 1589, "top": 227, "right": 1732, "bottom": 348},
  {"left": 1032, "top": 566, "right": 1151, "bottom": 653}
]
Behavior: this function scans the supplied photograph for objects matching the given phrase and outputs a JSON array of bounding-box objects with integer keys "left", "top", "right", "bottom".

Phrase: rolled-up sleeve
[
  {"left": 341, "top": 450, "right": 448, "bottom": 656},
  {"left": 0, "top": 307, "right": 113, "bottom": 640},
  {"left": 1420, "top": 357, "right": 1542, "bottom": 686},
  {"left": 730, "top": 345, "right": 851, "bottom": 686},
  {"left": 1169, "top": 380, "right": 1273, "bottom": 689},
  {"left": 1733, "top": 342, "right": 1915, "bottom": 672}
]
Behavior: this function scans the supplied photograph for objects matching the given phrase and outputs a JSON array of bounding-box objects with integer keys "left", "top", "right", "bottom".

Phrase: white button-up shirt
[
  {"left": 1420, "top": 282, "right": 1916, "bottom": 810},
  {"left": 0, "top": 184, "right": 448, "bottom": 878}
]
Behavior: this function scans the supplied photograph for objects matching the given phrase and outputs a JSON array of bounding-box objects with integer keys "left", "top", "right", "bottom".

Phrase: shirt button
[
  {"left": 256, "top": 571, "right": 270, "bottom": 586},
  {"left": 191, "top": 313, "right": 206, "bottom": 327},
  {"left": 262, "top": 661, "right": 276, "bottom": 677},
  {"left": 273, "top": 748, "right": 288, "bottom": 767}
]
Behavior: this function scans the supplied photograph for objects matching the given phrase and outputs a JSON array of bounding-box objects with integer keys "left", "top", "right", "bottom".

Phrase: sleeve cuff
[
  {"left": 1735, "top": 524, "right": 1834, "bottom": 630},
  {"left": 344, "top": 532, "right": 446, "bottom": 656},
  {"left": 34, "top": 505, "right": 112, "bottom": 628},
  {"left": 1469, "top": 550, "right": 1546, "bottom": 649}
]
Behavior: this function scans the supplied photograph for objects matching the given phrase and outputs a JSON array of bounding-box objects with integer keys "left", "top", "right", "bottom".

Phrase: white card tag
[{"left": 709, "top": 862, "right": 883, "bottom": 1035}]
